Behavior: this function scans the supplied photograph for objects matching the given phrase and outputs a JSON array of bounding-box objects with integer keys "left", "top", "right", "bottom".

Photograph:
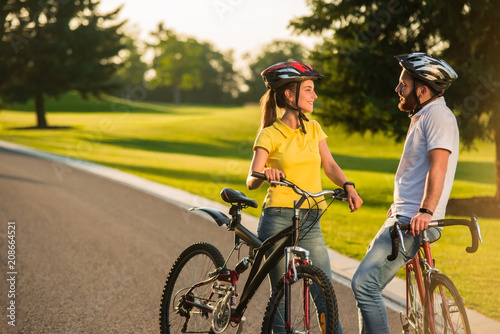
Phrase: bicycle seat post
[
  {"left": 228, "top": 204, "right": 242, "bottom": 231},
  {"left": 421, "top": 229, "right": 429, "bottom": 242}
]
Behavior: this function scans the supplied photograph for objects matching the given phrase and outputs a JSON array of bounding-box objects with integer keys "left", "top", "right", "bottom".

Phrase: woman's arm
[
  {"left": 319, "top": 139, "right": 348, "bottom": 186},
  {"left": 319, "top": 139, "right": 363, "bottom": 212},
  {"left": 246, "top": 147, "right": 285, "bottom": 190}
]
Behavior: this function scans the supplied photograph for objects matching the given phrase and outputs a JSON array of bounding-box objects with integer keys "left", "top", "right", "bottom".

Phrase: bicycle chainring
[{"left": 211, "top": 297, "right": 231, "bottom": 333}]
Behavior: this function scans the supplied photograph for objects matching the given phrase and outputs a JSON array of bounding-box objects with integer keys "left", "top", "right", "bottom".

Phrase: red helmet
[{"left": 261, "top": 61, "right": 324, "bottom": 89}]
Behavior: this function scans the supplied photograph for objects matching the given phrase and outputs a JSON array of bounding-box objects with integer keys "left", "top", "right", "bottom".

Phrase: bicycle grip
[
  {"left": 251, "top": 171, "right": 285, "bottom": 182},
  {"left": 251, "top": 171, "right": 267, "bottom": 180},
  {"left": 387, "top": 222, "right": 400, "bottom": 261},
  {"left": 466, "top": 215, "right": 480, "bottom": 253}
]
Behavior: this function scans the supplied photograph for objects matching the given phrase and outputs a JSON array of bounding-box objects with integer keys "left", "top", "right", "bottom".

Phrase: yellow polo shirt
[{"left": 254, "top": 118, "right": 327, "bottom": 209}]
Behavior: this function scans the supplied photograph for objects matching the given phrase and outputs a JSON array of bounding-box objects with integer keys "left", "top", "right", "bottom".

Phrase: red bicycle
[{"left": 387, "top": 216, "right": 482, "bottom": 334}]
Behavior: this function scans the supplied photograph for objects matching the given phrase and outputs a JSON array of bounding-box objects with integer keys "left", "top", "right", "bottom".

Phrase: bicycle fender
[{"left": 189, "top": 207, "right": 230, "bottom": 227}]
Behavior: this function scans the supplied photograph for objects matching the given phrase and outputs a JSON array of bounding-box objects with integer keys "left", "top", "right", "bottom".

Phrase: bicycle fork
[{"left": 283, "top": 246, "right": 311, "bottom": 333}]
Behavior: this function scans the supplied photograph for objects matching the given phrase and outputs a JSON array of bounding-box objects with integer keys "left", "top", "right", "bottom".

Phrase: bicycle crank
[
  {"left": 211, "top": 297, "right": 231, "bottom": 333},
  {"left": 400, "top": 312, "right": 417, "bottom": 334}
]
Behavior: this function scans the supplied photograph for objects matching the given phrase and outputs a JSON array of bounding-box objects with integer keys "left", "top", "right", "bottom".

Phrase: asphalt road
[{"left": 0, "top": 147, "right": 401, "bottom": 333}]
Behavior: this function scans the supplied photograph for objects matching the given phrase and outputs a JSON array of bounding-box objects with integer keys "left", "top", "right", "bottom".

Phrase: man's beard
[{"left": 398, "top": 89, "right": 418, "bottom": 112}]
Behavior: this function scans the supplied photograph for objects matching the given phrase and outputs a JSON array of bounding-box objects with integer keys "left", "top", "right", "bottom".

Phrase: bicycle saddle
[{"left": 220, "top": 188, "right": 258, "bottom": 208}]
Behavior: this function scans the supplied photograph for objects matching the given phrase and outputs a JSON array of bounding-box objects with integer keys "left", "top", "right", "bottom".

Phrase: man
[{"left": 351, "top": 52, "right": 459, "bottom": 333}]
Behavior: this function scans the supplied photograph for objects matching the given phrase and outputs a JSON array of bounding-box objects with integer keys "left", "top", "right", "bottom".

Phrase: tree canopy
[
  {"left": 291, "top": 0, "right": 500, "bottom": 198},
  {"left": 0, "top": 0, "right": 126, "bottom": 127},
  {"left": 148, "top": 24, "right": 238, "bottom": 105}
]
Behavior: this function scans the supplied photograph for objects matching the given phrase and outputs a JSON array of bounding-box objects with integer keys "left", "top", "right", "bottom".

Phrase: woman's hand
[
  {"left": 264, "top": 168, "right": 286, "bottom": 186},
  {"left": 346, "top": 187, "right": 363, "bottom": 212}
]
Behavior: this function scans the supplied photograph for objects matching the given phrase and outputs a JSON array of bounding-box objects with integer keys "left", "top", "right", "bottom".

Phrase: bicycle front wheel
[
  {"left": 261, "top": 264, "right": 339, "bottom": 334},
  {"left": 406, "top": 266, "right": 425, "bottom": 333},
  {"left": 159, "top": 242, "right": 225, "bottom": 334},
  {"left": 426, "top": 273, "right": 471, "bottom": 334}
]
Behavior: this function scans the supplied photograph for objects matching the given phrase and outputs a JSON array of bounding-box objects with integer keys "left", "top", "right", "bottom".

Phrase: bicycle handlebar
[
  {"left": 387, "top": 215, "right": 482, "bottom": 261},
  {"left": 251, "top": 171, "right": 347, "bottom": 201}
]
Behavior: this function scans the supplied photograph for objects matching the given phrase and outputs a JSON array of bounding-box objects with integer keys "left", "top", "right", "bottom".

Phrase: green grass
[{"left": 1, "top": 92, "right": 499, "bottom": 321}]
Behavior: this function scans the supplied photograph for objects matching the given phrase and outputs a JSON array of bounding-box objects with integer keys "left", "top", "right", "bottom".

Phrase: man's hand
[{"left": 410, "top": 212, "right": 432, "bottom": 236}]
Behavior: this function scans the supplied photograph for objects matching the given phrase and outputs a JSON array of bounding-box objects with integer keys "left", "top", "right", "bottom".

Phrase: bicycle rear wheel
[
  {"left": 261, "top": 264, "right": 339, "bottom": 334},
  {"left": 159, "top": 242, "right": 225, "bottom": 334},
  {"left": 425, "top": 273, "right": 471, "bottom": 334}
]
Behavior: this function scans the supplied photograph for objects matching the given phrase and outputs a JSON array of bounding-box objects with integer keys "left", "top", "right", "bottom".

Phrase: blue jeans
[
  {"left": 351, "top": 215, "right": 441, "bottom": 334},
  {"left": 258, "top": 207, "right": 343, "bottom": 334}
]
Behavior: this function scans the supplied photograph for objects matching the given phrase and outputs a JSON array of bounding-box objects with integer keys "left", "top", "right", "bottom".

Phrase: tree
[
  {"left": 114, "top": 33, "right": 149, "bottom": 99},
  {"left": 0, "top": 0, "right": 126, "bottom": 128},
  {"left": 149, "top": 24, "right": 238, "bottom": 104},
  {"left": 241, "top": 40, "right": 306, "bottom": 103},
  {"left": 291, "top": 0, "right": 500, "bottom": 200}
]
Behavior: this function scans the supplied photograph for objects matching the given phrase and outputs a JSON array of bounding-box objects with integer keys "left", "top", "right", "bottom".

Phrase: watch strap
[
  {"left": 343, "top": 181, "right": 355, "bottom": 193},
  {"left": 419, "top": 208, "right": 433, "bottom": 216}
]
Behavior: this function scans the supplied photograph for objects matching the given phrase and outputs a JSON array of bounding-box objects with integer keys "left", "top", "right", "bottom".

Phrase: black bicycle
[{"left": 159, "top": 171, "right": 348, "bottom": 333}]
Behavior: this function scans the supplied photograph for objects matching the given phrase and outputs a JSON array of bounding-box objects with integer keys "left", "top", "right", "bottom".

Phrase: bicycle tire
[
  {"left": 159, "top": 242, "right": 225, "bottom": 334},
  {"left": 425, "top": 273, "right": 471, "bottom": 334},
  {"left": 406, "top": 266, "right": 425, "bottom": 333},
  {"left": 261, "top": 264, "right": 339, "bottom": 334}
]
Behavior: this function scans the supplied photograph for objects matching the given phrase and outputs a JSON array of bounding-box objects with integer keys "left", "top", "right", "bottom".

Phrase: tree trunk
[
  {"left": 496, "top": 128, "right": 500, "bottom": 202},
  {"left": 35, "top": 93, "right": 48, "bottom": 128},
  {"left": 173, "top": 85, "right": 181, "bottom": 105}
]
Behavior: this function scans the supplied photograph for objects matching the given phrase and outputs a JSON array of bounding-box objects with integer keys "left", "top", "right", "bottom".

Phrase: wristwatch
[
  {"left": 343, "top": 181, "right": 355, "bottom": 193},
  {"left": 419, "top": 208, "right": 434, "bottom": 216}
]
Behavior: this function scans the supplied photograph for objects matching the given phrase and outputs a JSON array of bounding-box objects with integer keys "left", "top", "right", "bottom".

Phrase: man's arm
[{"left": 410, "top": 148, "right": 450, "bottom": 236}]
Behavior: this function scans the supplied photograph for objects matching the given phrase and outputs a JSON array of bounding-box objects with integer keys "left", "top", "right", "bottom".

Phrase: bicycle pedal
[
  {"left": 399, "top": 311, "right": 407, "bottom": 325},
  {"left": 235, "top": 316, "right": 246, "bottom": 334},
  {"left": 399, "top": 312, "right": 411, "bottom": 334}
]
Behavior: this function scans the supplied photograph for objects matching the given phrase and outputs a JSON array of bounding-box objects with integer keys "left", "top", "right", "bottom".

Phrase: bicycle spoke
[
  {"left": 261, "top": 264, "right": 338, "bottom": 334},
  {"left": 427, "top": 274, "right": 470, "bottom": 334},
  {"left": 159, "top": 243, "right": 226, "bottom": 334}
]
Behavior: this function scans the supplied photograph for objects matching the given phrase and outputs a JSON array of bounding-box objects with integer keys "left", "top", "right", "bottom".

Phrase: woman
[{"left": 247, "top": 61, "right": 363, "bottom": 333}]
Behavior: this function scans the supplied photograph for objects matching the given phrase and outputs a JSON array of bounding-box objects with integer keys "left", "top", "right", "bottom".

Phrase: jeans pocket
[{"left": 264, "top": 207, "right": 286, "bottom": 216}]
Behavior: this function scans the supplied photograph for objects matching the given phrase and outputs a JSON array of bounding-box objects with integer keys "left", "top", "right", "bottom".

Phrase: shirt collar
[
  {"left": 414, "top": 96, "right": 446, "bottom": 117},
  {"left": 273, "top": 118, "right": 302, "bottom": 138}
]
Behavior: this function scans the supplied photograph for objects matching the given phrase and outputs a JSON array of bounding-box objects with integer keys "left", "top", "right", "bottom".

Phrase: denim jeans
[
  {"left": 351, "top": 215, "right": 441, "bottom": 334},
  {"left": 258, "top": 207, "right": 343, "bottom": 334}
]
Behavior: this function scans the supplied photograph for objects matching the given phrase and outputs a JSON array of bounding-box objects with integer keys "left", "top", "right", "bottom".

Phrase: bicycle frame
[{"left": 405, "top": 230, "right": 440, "bottom": 333}]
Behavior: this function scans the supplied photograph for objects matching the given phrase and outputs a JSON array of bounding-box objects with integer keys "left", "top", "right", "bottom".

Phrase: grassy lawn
[{"left": 1, "top": 92, "right": 498, "bottom": 321}]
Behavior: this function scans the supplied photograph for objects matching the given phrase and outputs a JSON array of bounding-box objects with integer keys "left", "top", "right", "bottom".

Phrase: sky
[{"left": 98, "top": 0, "right": 319, "bottom": 63}]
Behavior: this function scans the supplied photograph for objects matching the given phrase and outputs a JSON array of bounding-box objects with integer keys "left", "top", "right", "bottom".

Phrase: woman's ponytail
[
  {"left": 258, "top": 82, "right": 296, "bottom": 131},
  {"left": 259, "top": 89, "right": 277, "bottom": 131}
]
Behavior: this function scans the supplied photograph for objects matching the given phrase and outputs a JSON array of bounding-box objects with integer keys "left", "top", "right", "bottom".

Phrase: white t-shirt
[{"left": 391, "top": 97, "right": 459, "bottom": 220}]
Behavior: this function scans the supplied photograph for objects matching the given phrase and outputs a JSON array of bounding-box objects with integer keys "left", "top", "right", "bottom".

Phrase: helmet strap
[
  {"left": 409, "top": 86, "right": 440, "bottom": 118},
  {"left": 276, "top": 82, "right": 309, "bottom": 133},
  {"left": 295, "top": 82, "right": 308, "bottom": 133},
  {"left": 409, "top": 88, "right": 421, "bottom": 117}
]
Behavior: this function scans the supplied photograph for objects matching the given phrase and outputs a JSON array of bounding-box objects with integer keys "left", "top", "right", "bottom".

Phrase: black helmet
[
  {"left": 261, "top": 61, "right": 324, "bottom": 90},
  {"left": 395, "top": 52, "right": 458, "bottom": 93}
]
